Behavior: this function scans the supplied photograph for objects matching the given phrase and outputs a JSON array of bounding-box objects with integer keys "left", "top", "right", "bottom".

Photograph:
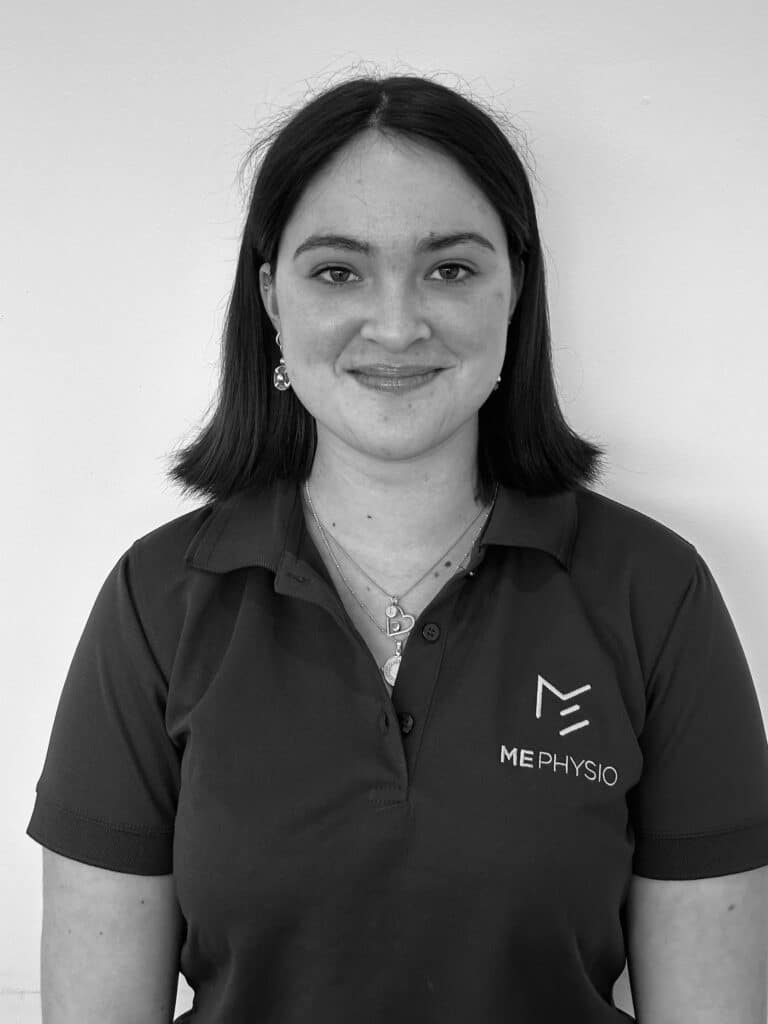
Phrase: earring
[{"left": 273, "top": 330, "right": 291, "bottom": 391}]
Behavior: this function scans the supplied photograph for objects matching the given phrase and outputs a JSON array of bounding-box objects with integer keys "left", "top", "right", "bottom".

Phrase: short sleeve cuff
[
  {"left": 27, "top": 792, "right": 174, "bottom": 875},
  {"left": 632, "top": 819, "right": 768, "bottom": 879}
]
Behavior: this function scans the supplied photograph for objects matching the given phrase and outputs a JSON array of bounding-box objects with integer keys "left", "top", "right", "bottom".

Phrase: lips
[{"left": 350, "top": 367, "right": 442, "bottom": 378}]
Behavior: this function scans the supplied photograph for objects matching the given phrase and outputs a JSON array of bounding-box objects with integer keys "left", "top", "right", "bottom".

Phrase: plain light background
[{"left": 3, "top": 0, "right": 767, "bottom": 1020}]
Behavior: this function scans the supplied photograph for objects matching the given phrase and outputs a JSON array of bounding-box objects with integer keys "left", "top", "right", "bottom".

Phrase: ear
[
  {"left": 258, "top": 263, "right": 280, "bottom": 330},
  {"left": 509, "top": 259, "right": 525, "bottom": 320},
  {"left": 515, "top": 258, "right": 525, "bottom": 296}
]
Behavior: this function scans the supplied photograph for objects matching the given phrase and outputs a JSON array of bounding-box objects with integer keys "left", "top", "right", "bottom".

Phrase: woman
[{"left": 28, "top": 74, "right": 768, "bottom": 1023}]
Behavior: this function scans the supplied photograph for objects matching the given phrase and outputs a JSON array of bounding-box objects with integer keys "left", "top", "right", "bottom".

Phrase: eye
[
  {"left": 431, "top": 263, "right": 475, "bottom": 283},
  {"left": 312, "top": 263, "right": 476, "bottom": 286},
  {"left": 313, "top": 266, "right": 360, "bottom": 285}
]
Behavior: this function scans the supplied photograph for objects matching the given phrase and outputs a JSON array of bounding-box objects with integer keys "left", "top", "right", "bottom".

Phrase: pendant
[
  {"left": 384, "top": 598, "right": 415, "bottom": 638},
  {"left": 382, "top": 639, "right": 404, "bottom": 687}
]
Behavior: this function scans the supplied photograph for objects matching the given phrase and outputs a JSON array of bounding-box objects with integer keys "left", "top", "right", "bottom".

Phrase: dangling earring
[{"left": 273, "top": 331, "right": 291, "bottom": 391}]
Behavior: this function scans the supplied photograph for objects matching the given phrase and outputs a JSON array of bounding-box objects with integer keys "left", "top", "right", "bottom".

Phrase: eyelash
[{"left": 312, "top": 263, "right": 476, "bottom": 287}]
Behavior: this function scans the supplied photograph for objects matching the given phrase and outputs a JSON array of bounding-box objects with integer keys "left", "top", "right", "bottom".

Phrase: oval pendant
[{"left": 382, "top": 655, "right": 401, "bottom": 687}]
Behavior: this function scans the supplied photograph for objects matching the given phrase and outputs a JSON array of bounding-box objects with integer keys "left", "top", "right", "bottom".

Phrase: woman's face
[{"left": 259, "top": 129, "right": 521, "bottom": 467}]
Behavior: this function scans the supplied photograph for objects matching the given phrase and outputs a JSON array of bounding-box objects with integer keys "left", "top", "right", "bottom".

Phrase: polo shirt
[{"left": 27, "top": 477, "right": 768, "bottom": 1023}]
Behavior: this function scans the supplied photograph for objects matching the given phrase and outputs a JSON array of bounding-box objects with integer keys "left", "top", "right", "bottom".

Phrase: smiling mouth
[
  {"left": 349, "top": 368, "right": 444, "bottom": 391},
  {"left": 349, "top": 368, "right": 444, "bottom": 379}
]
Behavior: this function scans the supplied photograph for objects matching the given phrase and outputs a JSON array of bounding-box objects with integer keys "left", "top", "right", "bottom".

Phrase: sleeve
[
  {"left": 628, "top": 549, "right": 768, "bottom": 880},
  {"left": 26, "top": 542, "right": 180, "bottom": 875}
]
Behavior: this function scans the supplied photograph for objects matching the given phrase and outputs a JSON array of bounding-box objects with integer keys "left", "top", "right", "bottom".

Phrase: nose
[{"left": 359, "top": 283, "right": 429, "bottom": 350}]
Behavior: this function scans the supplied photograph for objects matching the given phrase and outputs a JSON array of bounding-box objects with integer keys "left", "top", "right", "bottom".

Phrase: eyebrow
[{"left": 293, "top": 231, "right": 497, "bottom": 260}]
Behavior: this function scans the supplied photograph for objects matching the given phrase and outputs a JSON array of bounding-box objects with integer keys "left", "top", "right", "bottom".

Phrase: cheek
[
  {"left": 465, "top": 331, "right": 506, "bottom": 369},
  {"left": 289, "top": 335, "right": 343, "bottom": 374},
  {"left": 283, "top": 339, "right": 346, "bottom": 412}
]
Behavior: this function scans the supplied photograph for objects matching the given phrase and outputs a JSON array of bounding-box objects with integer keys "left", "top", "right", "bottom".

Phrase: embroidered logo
[
  {"left": 536, "top": 673, "right": 592, "bottom": 736},
  {"left": 498, "top": 672, "right": 619, "bottom": 788}
]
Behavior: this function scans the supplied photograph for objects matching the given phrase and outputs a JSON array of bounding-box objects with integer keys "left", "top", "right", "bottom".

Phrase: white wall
[{"left": 4, "top": 0, "right": 767, "bottom": 1019}]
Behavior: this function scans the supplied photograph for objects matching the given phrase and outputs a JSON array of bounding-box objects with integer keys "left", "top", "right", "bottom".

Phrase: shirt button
[
  {"left": 397, "top": 712, "right": 415, "bottom": 735},
  {"left": 421, "top": 622, "right": 441, "bottom": 642}
]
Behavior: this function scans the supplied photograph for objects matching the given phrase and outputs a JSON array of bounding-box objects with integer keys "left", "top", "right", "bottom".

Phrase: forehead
[{"left": 282, "top": 131, "right": 499, "bottom": 241}]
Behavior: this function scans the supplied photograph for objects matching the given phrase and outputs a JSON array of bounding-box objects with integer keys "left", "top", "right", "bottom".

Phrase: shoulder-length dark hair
[{"left": 165, "top": 73, "right": 606, "bottom": 506}]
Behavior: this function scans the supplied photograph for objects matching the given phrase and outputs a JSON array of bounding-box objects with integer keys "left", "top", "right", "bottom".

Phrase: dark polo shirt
[{"left": 27, "top": 478, "right": 768, "bottom": 1023}]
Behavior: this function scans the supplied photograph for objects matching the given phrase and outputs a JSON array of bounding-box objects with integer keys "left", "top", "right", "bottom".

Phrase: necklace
[{"left": 304, "top": 480, "right": 498, "bottom": 687}]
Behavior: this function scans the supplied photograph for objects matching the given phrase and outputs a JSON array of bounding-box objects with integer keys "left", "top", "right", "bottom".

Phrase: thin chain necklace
[{"left": 304, "top": 480, "right": 498, "bottom": 688}]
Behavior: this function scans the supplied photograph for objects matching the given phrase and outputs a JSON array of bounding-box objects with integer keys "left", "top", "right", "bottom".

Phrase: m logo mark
[{"left": 536, "top": 674, "right": 592, "bottom": 736}]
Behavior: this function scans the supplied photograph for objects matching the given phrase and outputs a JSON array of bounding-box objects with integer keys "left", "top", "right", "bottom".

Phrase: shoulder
[
  {"left": 129, "top": 502, "right": 216, "bottom": 581},
  {"left": 570, "top": 488, "right": 704, "bottom": 669},
  {"left": 573, "top": 486, "right": 699, "bottom": 585},
  {"left": 117, "top": 503, "right": 219, "bottom": 670},
  {"left": 125, "top": 497, "right": 217, "bottom": 593}
]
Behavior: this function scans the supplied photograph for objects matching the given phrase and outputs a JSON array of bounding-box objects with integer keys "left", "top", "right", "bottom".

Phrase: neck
[{"left": 303, "top": 425, "right": 488, "bottom": 562}]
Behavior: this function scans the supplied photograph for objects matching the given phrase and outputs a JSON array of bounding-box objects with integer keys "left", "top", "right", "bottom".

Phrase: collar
[{"left": 185, "top": 476, "right": 579, "bottom": 575}]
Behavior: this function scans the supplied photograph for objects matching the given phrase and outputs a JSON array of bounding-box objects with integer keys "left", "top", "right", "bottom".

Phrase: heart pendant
[{"left": 385, "top": 610, "right": 415, "bottom": 636}]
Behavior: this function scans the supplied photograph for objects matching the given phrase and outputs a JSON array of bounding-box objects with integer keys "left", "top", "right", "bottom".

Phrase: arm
[
  {"left": 625, "top": 865, "right": 768, "bottom": 1023},
  {"left": 41, "top": 848, "right": 185, "bottom": 1024}
]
